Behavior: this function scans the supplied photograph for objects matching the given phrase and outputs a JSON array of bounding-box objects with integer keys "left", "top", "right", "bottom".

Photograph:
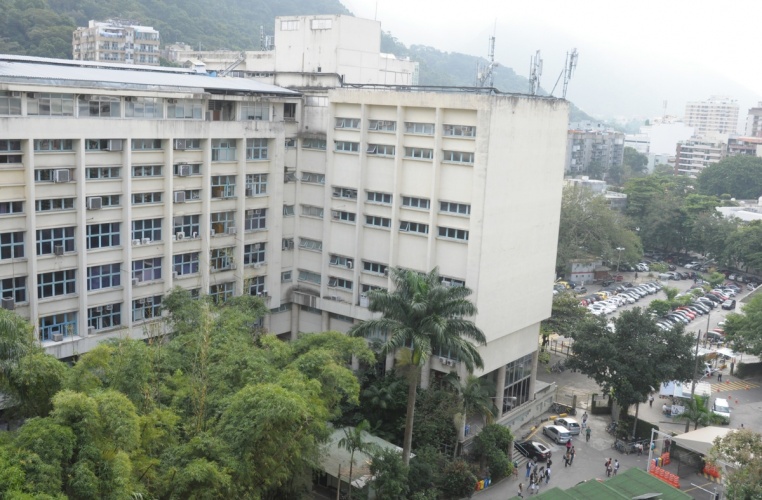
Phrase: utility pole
[
  {"left": 616, "top": 247, "right": 625, "bottom": 274},
  {"left": 686, "top": 326, "right": 704, "bottom": 433}
]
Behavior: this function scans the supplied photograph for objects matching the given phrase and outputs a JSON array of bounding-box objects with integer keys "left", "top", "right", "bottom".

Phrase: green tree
[
  {"left": 698, "top": 155, "right": 762, "bottom": 199},
  {"left": 623, "top": 146, "right": 648, "bottom": 176},
  {"left": 440, "top": 459, "right": 477, "bottom": 499},
  {"left": 540, "top": 292, "right": 589, "bottom": 347},
  {"left": 338, "top": 421, "right": 380, "bottom": 500},
  {"left": 662, "top": 286, "right": 679, "bottom": 302},
  {"left": 708, "top": 428, "right": 762, "bottom": 499},
  {"left": 647, "top": 299, "right": 672, "bottom": 317},
  {"left": 674, "top": 394, "right": 724, "bottom": 431},
  {"left": 369, "top": 447, "right": 410, "bottom": 499},
  {"left": 350, "top": 267, "right": 486, "bottom": 465},
  {"left": 707, "top": 272, "right": 726, "bottom": 288},
  {"left": 725, "top": 221, "right": 762, "bottom": 272},
  {"left": 473, "top": 424, "right": 514, "bottom": 480},
  {"left": 724, "top": 295, "right": 762, "bottom": 356}
]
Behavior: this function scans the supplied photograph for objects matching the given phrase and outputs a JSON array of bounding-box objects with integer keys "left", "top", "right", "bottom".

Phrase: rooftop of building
[{"left": 0, "top": 54, "right": 298, "bottom": 96}]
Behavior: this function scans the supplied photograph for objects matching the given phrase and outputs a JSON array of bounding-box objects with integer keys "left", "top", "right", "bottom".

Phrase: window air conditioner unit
[
  {"left": 132, "top": 239, "right": 141, "bottom": 246},
  {"left": 54, "top": 169, "right": 70, "bottom": 183},
  {"left": 178, "top": 164, "right": 191, "bottom": 176},
  {"left": 331, "top": 211, "right": 340, "bottom": 220},
  {"left": 383, "top": 268, "right": 390, "bottom": 277},
  {"left": 87, "top": 326, "right": 95, "bottom": 336},
  {"left": 173, "top": 271, "right": 179, "bottom": 279},
  {"left": 253, "top": 243, "right": 261, "bottom": 250},
  {"left": 439, "top": 357, "right": 447, "bottom": 365},
  {"left": 54, "top": 245, "right": 64, "bottom": 256},
  {"left": 228, "top": 226, "right": 237, "bottom": 235},
  {"left": 192, "top": 232, "right": 199, "bottom": 239},
  {"left": 245, "top": 187, "right": 254, "bottom": 196},
  {"left": 174, "top": 139, "right": 187, "bottom": 150},
  {"left": 142, "top": 238, "right": 151, "bottom": 245},
  {"left": 246, "top": 209, "right": 254, "bottom": 217},
  {"left": 106, "top": 139, "right": 123, "bottom": 151},
  {"left": 1, "top": 297, "right": 15, "bottom": 310},
  {"left": 132, "top": 278, "right": 140, "bottom": 286},
  {"left": 171, "top": 234, "right": 177, "bottom": 241},
  {"left": 52, "top": 333, "right": 64, "bottom": 342},
  {"left": 87, "top": 196, "right": 103, "bottom": 210},
  {"left": 176, "top": 232, "right": 185, "bottom": 240},
  {"left": 174, "top": 191, "right": 186, "bottom": 203}
]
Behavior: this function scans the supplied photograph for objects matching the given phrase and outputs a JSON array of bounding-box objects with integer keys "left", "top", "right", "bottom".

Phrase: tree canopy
[
  {"left": 724, "top": 294, "right": 762, "bottom": 357},
  {"left": 708, "top": 428, "right": 762, "bottom": 499},
  {"left": 698, "top": 155, "right": 762, "bottom": 199}
]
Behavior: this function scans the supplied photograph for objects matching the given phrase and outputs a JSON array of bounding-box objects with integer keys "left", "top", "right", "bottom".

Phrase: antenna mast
[
  {"left": 476, "top": 29, "right": 498, "bottom": 87},
  {"left": 561, "top": 48, "right": 578, "bottom": 99},
  {"left": 528, "top": 50, "right": 543, "bottom": 95}
]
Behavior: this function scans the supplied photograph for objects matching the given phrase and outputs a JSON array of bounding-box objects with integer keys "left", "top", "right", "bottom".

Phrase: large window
[
  {"left": 302, "top": 138, "right": 327, "bottom": 150},
  {"left": 208, "top": 100, "right": 235, "bottom": 121},
  {"left": 36, "top": 227, "right": 75, "bottom": 255},
  {"left": 212, "top": 139, "right": 237, "bottom": 161},
  {"left": 298, "top": 269, "right": 321, "bottom": 284},
  {"left": 335, "top": 141, "right": 359, "bottom": 153},
  {"left": 335, "top": 117, "right": 360, "bottom": 129},
  {"left": 132, "top": 219, "right": 162, "bottom": 242},
  {"left": 443, "top": 150, "right": 474, "bottom": 164},
  {"left": 133, "top": 295, "right": 162, "bottom": 321},
  {"left": 210, "top": 212, "right": 236, "bottom": 234},
  {"left": 34, "top": 139, "right": 73, "bottom": 151},
  {"left": 248, "top": 276, "right": 266, "bottom": 295},
  {"left": 86, "top": 139, "right": 122, "bottom": 151},
  {"left": 167, "top": 99, "right": 204, "bottom": 119},
  {"left": 78, "top": 95, "right": 121, "bottom": 117},
  {"left": 87, "top": 223, "right": 121, "bottom": 249},
  {"left": 404, "top": 147, "right": 433, "bottom": 160},
  {"left": 246, "top": 138, "right": 268, "bottom": 160},
  {"left": 132, "top": 258, "right": 162, "bottom": 283},
  {"left": 27, "top": 93, "right": 74, "bottom": 116},
  {"left": 502, "top": 353, "right": 533, "bottom": 412},
  {"left": 244, "top": 243, "right": 266, "bottom": 265},
  {"left": 0, "top": 276, "right": 26, "bottom": 303},
  {"left": 132, "top": 165, "right": 162, "bottom": 177},
  {"left": 368, "top": 120, "right": 396, "bottom": 132},
  {"left": 402, "top": 196, "right": 431, "bottom": 210},
  {"left": 86, "top": 167, "right": 120, "bottom": 179},
  {"left": 298, "top": 238, "right": 322, "bottom": 252},
  {"left": 37, "top": 270, "right": 76, "bottom": 299},
  {"left": 331, "top": 210, "right": 356, "bottom": 223},
  {"left": 174, "top": 215, "right": 200, "bottom": 238},
  {"left": 36, "top": 198, "right": 75, "bottom": 212},
  {"left": 366, "top": 144, "right": 395, "bottom": 156},
  {"left": 0, "top": 232, "right": 24, "bottom": 260},
  {"left": 210, "top": 248, "right": 235, "bottom": 271},
  {"left": 0, "top": 201, "right": 23, "bottom": 215},
  {"left": 301, "top": 172, "right": 325, "bottom": 184},
  {"left": 333, "top": 187, "right": 358, "bottom": 199},
  {"left": 0, "top": 91, "right": 21, "bottom": 115},
  {"left": 173, "top": 252, "right": 200, "bottom": 276},
  {"left": 125, "top": 97, "right": 163, "bottom": 118},
  {"left": 438, "top": 226, "right": 469, "bottom": 241},
  {"left": 132, "top": 192, "right": 163, "bottom": 204},
  {"left": 443, "top": 124, "right": 476, "bottom": 137},
  {"left": 362, "top": 260, "right": 388, "bottom": 275},
  {"left": 404, "top": 122, "right": 435, "bottom": 135},
  {"left": 245, "top": 174, "right": 268, "bottom": 196},
  {"left": 440, "top": 201, "right": 471, "bottom": 216},
  {"left": 211, "top": 175, "right": 236, "bottom": 199},
  {"left": 88, "top": 303, "right": 122, "bottom": 331},
  {"left": 39, "top": 312, "right": 77, "bottom": 341},
  {"left": 399, "top": 221, "right": 429, "bottom": 235},
  {"left": 365, "top": 215, "right": 391, "bottom": 228},
  {"left": 244, "top": 208, "right": 267, "bottom": 231},
  {"left": 131, "top": 139, "right": 163, "bottom": 150},
  {"left": 301, "top": 205, "right": 324, "bottom": 218},
  {"left": 87, "top": 263, "right": 121, "bottom": 291},
  {"left": 328, "top": 276, "right": 353, "bottom": 291},
  {"left": 210, "top": 282, "right": 234, "bottom": 304},
  {"left": 241, "top": 102, "right": 270, "bottom": 120}
]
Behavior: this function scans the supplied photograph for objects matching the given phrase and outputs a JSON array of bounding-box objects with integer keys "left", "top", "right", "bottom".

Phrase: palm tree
[
  {"left": 443, "top": 373, "right": 497, "bottom": 455},
  {"left": 338, "top": 420, "right": 379, "bottom": 500},
  {"left": 674, "top": 394, "right": 725, "bottom": 430},
  {"left": 350, "top": 267, "right": 487, "bottom": 465}
]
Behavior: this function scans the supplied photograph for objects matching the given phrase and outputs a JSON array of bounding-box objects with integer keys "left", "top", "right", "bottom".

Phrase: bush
[
  {"left": 440, "top": 459, "right": 477, "bottom": 499},
  {"left": 735, "top": 362, "right": 762, "bottom": 379},
  {"left": 473, "top": 424, "right": 514, "bottom": 481}
]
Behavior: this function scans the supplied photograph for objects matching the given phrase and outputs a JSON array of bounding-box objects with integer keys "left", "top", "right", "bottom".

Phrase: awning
[{"left": 671, "top": 426, "right": 734, "bottom": 456}]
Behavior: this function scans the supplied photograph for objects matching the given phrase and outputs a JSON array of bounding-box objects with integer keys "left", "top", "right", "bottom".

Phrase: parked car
[
  {"left": 706, "top": 331, "right": 725, "bottom": 344},
  {"left": 515, "top": 441, "right": 552, "bottom": 461},
  {"left": 721, "top": 299, "right": 736, "bottom": 310},
  {"left": 543, "top": 425, "right": 572, "bottom": 444},
  {"left": 554, "top": 417, "right": 581, "bottom": 435}
]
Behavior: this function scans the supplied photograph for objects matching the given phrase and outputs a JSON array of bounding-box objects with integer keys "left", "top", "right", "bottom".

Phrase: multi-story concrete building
[
  {"left": 727, "top": 136, "right": 762, "bottom": 157},
  {"left": 73, "top": 20, "right": 160, "bottom": 66},
  {"left": 674, "top": 137, "right": 727, "bottom": 175},
  {"left": 745, "top": 102, "right": 762, "bottom": 138},
  {"left": 566, "top": 128, "right": 624, "bottom": 175},
  {"left": 1, "top": 14, "right": 569, "bottom": 429},
  {"left": 684, "top": 95, "right": 739, "bottom": 137}
]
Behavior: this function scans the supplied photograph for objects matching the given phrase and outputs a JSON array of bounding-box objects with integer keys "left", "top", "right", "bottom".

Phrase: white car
[{"left": 588, "top": 305, "right": 606, "bottom": 316}]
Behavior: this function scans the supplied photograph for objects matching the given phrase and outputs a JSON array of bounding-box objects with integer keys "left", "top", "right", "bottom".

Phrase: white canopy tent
[
  {"left": 660, "top": 381, "right": 712, "bottom": 399},
  {"left": 671, "top": 426, "right": 734, "bottom": 456}
]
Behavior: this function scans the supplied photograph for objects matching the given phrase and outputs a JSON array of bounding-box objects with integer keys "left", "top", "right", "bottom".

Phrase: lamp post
[{"left": 615, "top": 247, "right": 625, "bottom": 274}]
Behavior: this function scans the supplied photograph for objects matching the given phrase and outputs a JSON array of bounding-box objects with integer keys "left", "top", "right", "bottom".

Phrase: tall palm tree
[
  {"left": 674, "top": 394, "right": 725, "bottom": 431},
  {"left": 350, "top": 267, "right": 486, "bottom": 465},
  {"left": 338, "top": 420, "right": 379, "bottom": 500}
]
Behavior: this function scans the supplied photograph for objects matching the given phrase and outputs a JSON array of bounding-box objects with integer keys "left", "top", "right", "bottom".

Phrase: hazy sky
[{"left": 342, "top": 0, "right": 762, "bottom": 124}]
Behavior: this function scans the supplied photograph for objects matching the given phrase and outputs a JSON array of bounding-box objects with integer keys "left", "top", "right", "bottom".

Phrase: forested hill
[{"left": 0, "top": 0, "right": 592, "bottom": 120}]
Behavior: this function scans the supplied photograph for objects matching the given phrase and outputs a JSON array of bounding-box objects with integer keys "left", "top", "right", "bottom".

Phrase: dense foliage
[
  {"left": 697, "top": 156, "right": 762, "bottom": 200},
  {"left": 708, "top": 428, "right": 762, "bottom": 499}
]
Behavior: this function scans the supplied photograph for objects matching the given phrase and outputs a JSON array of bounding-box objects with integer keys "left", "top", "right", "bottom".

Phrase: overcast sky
[{"left": 342, "top": 0, "right": 762, "bottom": 125}]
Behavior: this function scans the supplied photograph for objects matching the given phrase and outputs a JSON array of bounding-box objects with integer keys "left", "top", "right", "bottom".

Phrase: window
[
  {"left": 302, "top": 138, "right": 327, "bottom": 150},
  {"left": 37, "top": 227, "right": 75, "bottom": 255},
  {"left": 440, "top": 201, "right": 471, "bottom": 216},
  {"left": 281, "top": 271, "right": 292, "bottom": 283},
  {"left": 87, "top": 223, "right": 120, "bottom": 249},
  {"left": 441, "top": 276, "right": 466, "bottom": 287},
  {"left": 0, "top": 232, "right": 24, "bottom": 260},
  {"left": 35, "top": 169, "right": 68, "bottom": 182},
  {"left": 210, "top": 282, "right": 235, "bottom": 304},
  {"left": 211, "top": 175, "right": 236, "bottom": 198},
  {"left": 0, "top": 276, "right": 26, "bottom": 303},
  {"left": 100, "top": 195, "right": 121, "bottom": 207},
  {"left": 301, "top": 172, "right": 325, "bottom": 184},
  {"left": 333, "top": 187, "right": 358, "bottom": 199},
  {"left": 86, "top": 139, "right": 122, "bottom": 151},
  {"left": 27, "top": 93, "right": 74, "bottom": 116},
  {"left": 335, "top": 141, "right": 360, "bottom": 153},
  {"left": 88, "top": 303, "right": 122, "bottom": 331},
  {"left": 284, "top": 103, "right": 296, "bottom": 120},
  {"left": 298, "top": 238, "right": 323, "bottom": 252},
  {"left": 174, "top": 215, "right": 200, "bottom": 238},
  {"left": 301, "top": 205, "right": 324, "bottom": 218},
  {"left": 284, "top": 169, "right": 297, "bottom": 183},
  {"left": 246, "top": 138, "right": 268, "bottom": 160},
  {"left": 132, "top": 258, "right": 162, "bottom": 282},
  {"left": 311, "top": 18, "right": 332, "bottom": 29},
  {"left": 0, "top": 153, "right": 21, "bottom": 164},
  {"left": 368, "top": 120, "right": 396, "bottom": 132},
  {"left": 281, "top": 20, "right": 299, "bottom": 31},
  {"left": 367, "top": 191, "right": 392, "bottom": 205},
  {"left": 404, "top": 147, "right": 434, "bottom": 160},
  {"left": 245, "top": 208, "right": 267, "bottom": 231},
  {"left": 133, "top": 295, "right": 162, "bottom": 321},
  {"left": 125, "top": 97, "right": 163, "bottom": 118},
  {"left": 131, "top": 139, "right": 163, "bottom": 150},
  {"left": 87, "top": 263, "right": 121, "bottom": 291},
  {"left": 79, "top": 95, "right": 121, "bottom": 117},
  {"left": 362, "top": 260, "right": 388, "bottom": 275},
  {"left": 366, "top": 144, "right": 395, "bottom": 156},
  {"left": 132, "top": 219, "right": 162, "bottom": 242},
  {"left": 335, "top": 117, "right": 360, "bottom": 129},
  {"left": 241, "top": 102, "right": 269, "bottom": 120},
  {"left": 173, "top": 163, "right": 202, "bottom": 176},
  {"left": 245, "top": 174, "right": 268, "bottom": 196},
  {"left": 285, "top": 138, "right": 296, "bottom": 148},
  {"left": 1, "top": 140, "right": 21, "bottom": 150},
  {"left": 282, "top": 238, "right": 295, "bottom": 250},
  {"left": 0, "top": 91, "right": 21, "bottom": 115},
  {"left": 328, "top": 277, "right": 353, "bottom": 291},
  {"left": 331, "top": 210, "right": 356, "bottom": 223},
  {"left": 361, "top": 283, "right": 387, "bottom": 294},
  {"left": 444, "top": 124, "right": 476, "bottom": 137},
  {"left": 0, "top": 201, "right": 23, "bottom": 215},
  {"left": 503, "top": 353, "right": 533, "bottom": 411},
  {"left": 399, "top": 221, "right": 429, "bottom": 234},
  {"left": 404, "top": 122, "right": 435, "bottom": 135},
  {"left": 86, "top": 167, "right": 120, "bottom": 179},
  {"left": 173, "top": 139, "right": 202, "bottom": 150},
  {"left": 36, "top": 198, "right": 75, "bottom": 212},
  {"left": 330, "top": 255, "right": 354, "bottom": 267},
  {"left": 132, "top": 192, "right": 163, "bottom": 204},
  {"left": 402, "top": 196, "right": 431, "bottom": 210},
  {"left": 305, "top": 96, "right": 327, "bottom": 107},
  {"left": 37, "top": 269, "right": 76, "bottom": 298},
  {"left": 132, "top": 165, "right": 162, "bottom": 177},
  {"left": 173, "top": 252, "right": 200, "bottom": 276},
  {"left": 248, "top": 275, "right": 266, "bottom": 295},
  {"left": 298, "top": 269, "right": 321, "bottom": 284},
  {"left": 34, "top": 139, "right": 73, "bottom": 151},
  {"left": 366, "top": 215, "right": 391, "bottom": 228},
  {"left": 443, "top": 150, "right": 475, "bottom": 164},
  {"left": 283, "top": 205, "right": 295, "bottom": 216},
  {"left": 39, "top": 312, "right": 77, "bottom": 341},
  {"left": 167, "top": 99, "right": 204, "bottom": 119},
  {"left": 244, "top": 242, "right": 266, "bottom": 265},
  {"left": 210, "top": 212, "right": 235, "bottom": 234},
  {"left": 212, "top": 139, "right": 237, "bottom": 161},
  {"left": 438, "top": 226, "right": 469, "bottom": 241}
]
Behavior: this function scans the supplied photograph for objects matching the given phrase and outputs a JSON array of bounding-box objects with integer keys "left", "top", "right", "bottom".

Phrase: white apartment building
[
  {"left": 745, "top": 102, "right": 762, "bottom": 137},
  {"left": 73, "top": 20, "right": 160, "bottom": 66},
  {"left": 684, "top": 95, "right": 739, "bottom": 137},
  {"left": 1, "top": 15, "right": 569, "bottom": 427},
  {"left": 674, "top": 137, "right": 727, "bottom": 175}
]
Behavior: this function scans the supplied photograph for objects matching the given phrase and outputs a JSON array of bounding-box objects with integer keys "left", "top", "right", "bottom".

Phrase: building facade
[
  {"left": 744, "top": 102, "right": 762, "bottom": 138},
  {"left": 73, "top": 20, "right": 160, "bottom": 66},
  {"left": 674, "top": 137, "right": 726, "bottom": 175},
  {"left": 566, "top": 128, "right": 625, "bottom": 175},
  {"left": 683, "top": 95, "right": 739, "bottom": 136}
]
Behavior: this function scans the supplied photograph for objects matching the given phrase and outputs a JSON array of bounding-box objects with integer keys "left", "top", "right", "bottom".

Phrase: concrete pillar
[
  {"left": 321, "top": 310, "right": 330, "bottom": 332},
  {"left": 495, "top": 365, "right": 507, "bottom": 418},
  {"left": 419, "top": 357, "right": 431, "bottom": 389},
  {"left": 528, "top": 349, "right": 539, "bottom": 400},
  {"left": 290, "top": 304, "right": 299, "bottom": 340}
]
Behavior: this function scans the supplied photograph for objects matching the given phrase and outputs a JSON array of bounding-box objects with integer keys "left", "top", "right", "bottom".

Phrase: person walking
[
  {"left": 581, "top": 411, "right": 588, "bottom": 429},
  {"left": 564, "top": 453, "right": 570, "bottom": 467},
  {"left": 518, "top": 482, "right": 524, "bottom": 498},
  {"left": 569, "top": 446, "right": 576, "bottom": 465},
  {"left": 649, "top": 394, "right": 654, "bottom": 408},
  {"left": 565, "top": 439, "right": 572, "bottom": 453},
  {"left": 545, "top": 467, "right": 551, "bottom": 484},
  {"left": 718, "top": 371, "right": 723, "bottom": 382},
  {"left": 586, "top": 426, "right": 591, "bottom": 442},
  {"left": 526, "top": 461, "right": 532, "bottom": 478},
  {"left": 605, "top": 458, "right": 612, "bottom": 477},
  {"left": 613, "top": 459, "right": 620, "bottom": 476}
]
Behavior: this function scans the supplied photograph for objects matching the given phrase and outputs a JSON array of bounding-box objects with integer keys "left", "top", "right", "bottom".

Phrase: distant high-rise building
[
  {"left": 73, "top": 20, "right": 160, "bottom": 66},
  {"left": 745, "top": 102, "right": 762, "bottom": 137},
  {"left": 566, "top": 127, "right": 624, "bottom": 175},
  {"left": 683, "top": 95, "right": 739, "bottom": 136},
  {"left": 675, "top": 137, "right": 726, "bottom": 175}
]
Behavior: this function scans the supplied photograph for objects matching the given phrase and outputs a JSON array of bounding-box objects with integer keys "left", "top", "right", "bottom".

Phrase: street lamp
[{"left": 615, "top": 247, "right": 625, "bottom": 274}]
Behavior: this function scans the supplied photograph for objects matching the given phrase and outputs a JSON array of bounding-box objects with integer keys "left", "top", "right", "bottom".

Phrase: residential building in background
[
  {"left": 683, "top": 95, "right": 739, "bottom": 136},
  {"left": 73, "top": 20, "right": 160, "bottom": 66},
  {"left": 674, "top": 137, "right": 727, "bottom": 175},
  {"left": 565, "top": 126, "right": 624, "bottom": 175},
  {"left": 745, "top": 102, "right": 762, "bottom": 137},
  {"left": 727, "top": 136, "right": 762, "bottom": 157}
]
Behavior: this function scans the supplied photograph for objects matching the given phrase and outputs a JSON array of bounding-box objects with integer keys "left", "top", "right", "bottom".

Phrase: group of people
[
  {"left": 604, "top": 457, "right": 620, "bottom": 477},
  {"left": 519, "top": 460, "right": 551, "bottom": 496},
  {"left": 563, "top": 439, "right": 576, "bottom": 467}
]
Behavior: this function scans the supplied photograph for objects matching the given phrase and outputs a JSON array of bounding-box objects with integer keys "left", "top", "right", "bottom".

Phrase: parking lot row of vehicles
[
  {"left": 514, "top": 417, "right": 582, "bottom": 461},
  {"left": 654, "top": 283, "right": 741, "bottom": 332},
  {"left": 582, "top": 281, "right": 663, "bottom": 316}
]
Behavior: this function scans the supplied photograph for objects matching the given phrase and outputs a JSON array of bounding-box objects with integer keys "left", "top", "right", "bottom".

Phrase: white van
[{"left": 712, "top": 398, "right": 731, "bottom": 424}]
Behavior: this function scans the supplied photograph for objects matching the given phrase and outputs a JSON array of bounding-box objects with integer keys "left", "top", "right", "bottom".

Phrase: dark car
[
  {"left": 668, "top": 264, "right": 677, "bottom": 271},
  {"left": 514, "top": 441, "right": 552, "bottom": 461},
  {"left": 721, "top": 299, "right": 736, "bottom": 310}
]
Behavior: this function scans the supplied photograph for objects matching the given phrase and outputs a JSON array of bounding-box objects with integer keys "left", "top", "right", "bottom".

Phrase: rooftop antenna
[
  {"left": 259, "top": 26, "right": 265, "bottom": 51},
  {"left": 528, "top": 50, "right": 543, "bottom": 95},
  {"left": 476, "top": 30, "right": 498, "bottom": 87},
  {"left": 550, "top": 48, "right": 579, "bottom": 99}
]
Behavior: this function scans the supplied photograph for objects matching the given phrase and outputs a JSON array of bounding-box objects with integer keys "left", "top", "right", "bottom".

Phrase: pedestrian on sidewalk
[
  {"left": 613, "top": 459, "right": 620, "bottom": 476},
  {"left": 526, "top": 461, "right": 532, "bottom": 478},
  {"left": 718, "top": 371, "right": 723, "bottom": 382},
  {"left": 586, "top": 427, "right": 591, "bottom": 442},
  {"left": 518, "top": 482, "right": 524, "bottom": 498},
  {"left": 635, "top": 442, "right": 643, "bottom": 456},
  {"left": 581, "top": 411, "right": 588, "bottom": 428},
  {"left": 545, "top": 467, "right": 551, "bottom": 484},
  {"left": 565, "top": 439, "right": 572, "bottom": 453},
  {"left": 649, "top": 394, "right": 654, "bottom": 408},
  {"left": 570, "top": 446, "right": 576, "bottom": 465},
  {"left": 564, "top": 453, "right": 569, "bottom": 467}
]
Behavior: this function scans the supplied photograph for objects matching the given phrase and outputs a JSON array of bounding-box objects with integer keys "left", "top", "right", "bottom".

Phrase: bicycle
[
  {"left": 611, "top": 439, "right": 628, "bottom": 454},
  {"left": 605, "top": 422, "right": 618, "bottom": 435}
]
